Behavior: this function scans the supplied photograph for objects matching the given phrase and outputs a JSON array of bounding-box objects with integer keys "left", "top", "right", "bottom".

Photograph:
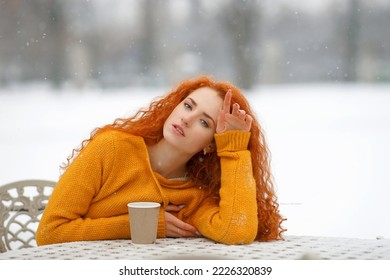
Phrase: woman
[{"left": 36, "top": 76, "right": 285, "bottom": 246}]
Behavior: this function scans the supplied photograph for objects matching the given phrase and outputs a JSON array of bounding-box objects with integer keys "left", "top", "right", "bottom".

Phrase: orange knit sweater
[{"left": 36, "top": 130, "right": 258, "bottom": 245}]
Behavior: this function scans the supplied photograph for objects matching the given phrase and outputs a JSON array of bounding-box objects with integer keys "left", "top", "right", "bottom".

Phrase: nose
[{"left": 181, "top": 115, "right": 193, "bottom": 127}]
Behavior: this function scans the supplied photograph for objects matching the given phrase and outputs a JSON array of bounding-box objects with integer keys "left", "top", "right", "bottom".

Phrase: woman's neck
[{"left": 146, "top": 139, "right": 190, "bottom": 179}]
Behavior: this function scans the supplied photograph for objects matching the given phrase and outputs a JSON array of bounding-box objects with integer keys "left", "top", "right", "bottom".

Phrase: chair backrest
[{"left": 0, "top": 179, "right": 56, "bottom": 252}]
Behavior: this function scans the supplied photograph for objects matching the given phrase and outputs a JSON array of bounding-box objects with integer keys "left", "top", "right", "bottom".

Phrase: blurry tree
[
  {"left": 139, "top": 0, "right": 162, "bottom": 85},
  {"left": 0, "top": 0, "right": 390, "bottom": 89},
  {"left": 47, "top": 0, "right": 67, "bottom": 88},
  {"left": 357, "top": 1, "right": 390, "bottom": 82},
  {"left": 0, "top": 0, "right": 47, "bottom": 85},
  {"left": 0, "top": 0, "right": 68, "bottom": 87},
  {"left": 343, "top": 0, "right": 361, "bottom": 81},
  {"left": 218, "top": 0, "right": 262, "bottom": 89}
]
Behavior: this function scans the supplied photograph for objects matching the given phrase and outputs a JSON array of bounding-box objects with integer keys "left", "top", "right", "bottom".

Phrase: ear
[{"left": 203, "top": 143, "right": 216, "bottom": 155}]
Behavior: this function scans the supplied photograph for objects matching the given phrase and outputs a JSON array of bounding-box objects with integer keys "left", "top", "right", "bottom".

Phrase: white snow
[{"left": 1, "top": 83, "right": 389, "bottom": 239}]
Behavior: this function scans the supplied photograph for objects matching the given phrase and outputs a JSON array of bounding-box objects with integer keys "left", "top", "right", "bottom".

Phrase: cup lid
[{"left": 127, "top": 202, "right": 161, "bottom": 208}]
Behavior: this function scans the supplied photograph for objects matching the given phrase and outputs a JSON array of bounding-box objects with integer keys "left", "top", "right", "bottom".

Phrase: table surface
[{"left": 1, "top": 235, "right": 389, "bottom": 260}]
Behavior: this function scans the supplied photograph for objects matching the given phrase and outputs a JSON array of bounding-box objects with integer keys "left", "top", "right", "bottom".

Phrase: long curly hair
[{"left": 62, "top": 75, "right": 286, "bottom": 241}]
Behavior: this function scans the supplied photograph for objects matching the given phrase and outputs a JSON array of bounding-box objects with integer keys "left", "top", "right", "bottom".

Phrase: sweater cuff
[
  {"left": 157, "top": 208, "right": 166, "bottom": 238},
  {"left": 215, "top": 130, "right": 251, "bottom": 152}
]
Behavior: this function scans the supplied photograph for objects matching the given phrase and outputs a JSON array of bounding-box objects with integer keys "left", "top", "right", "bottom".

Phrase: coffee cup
[{"left": 127, "top": 202, "right": 161, "bottom": 244}]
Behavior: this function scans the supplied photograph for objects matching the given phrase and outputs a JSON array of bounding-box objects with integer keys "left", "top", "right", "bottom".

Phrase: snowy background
[{"left": 1, "top": 83, "right": 389, "bottom": 240}]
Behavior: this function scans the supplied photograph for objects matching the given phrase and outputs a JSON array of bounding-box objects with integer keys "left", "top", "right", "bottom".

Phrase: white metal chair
[{"left": 0, "top": 179, "right": 56, "bottom": 252}]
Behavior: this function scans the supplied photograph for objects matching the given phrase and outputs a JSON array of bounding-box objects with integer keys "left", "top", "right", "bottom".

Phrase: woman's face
[{"left": 163, "top": 87, "right": 223, "bottom": 156}]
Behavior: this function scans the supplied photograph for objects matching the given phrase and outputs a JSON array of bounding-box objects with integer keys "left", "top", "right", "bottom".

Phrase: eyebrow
[{"left": 188, "top": 97, "right": 216, "bottom": 127}]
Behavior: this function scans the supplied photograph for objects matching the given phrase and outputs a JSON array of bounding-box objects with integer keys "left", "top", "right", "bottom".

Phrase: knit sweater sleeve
[
  {"left": 189, "top": 130, "right": 258, "bottom": 245},
  {"left": 36, "top": 131, "right": 129, "bottom": 245}
]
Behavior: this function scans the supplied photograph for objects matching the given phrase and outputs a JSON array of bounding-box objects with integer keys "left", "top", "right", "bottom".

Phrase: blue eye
[
  {"left": 200, "top": 119, "right": 209, "bottom": 128},
  {"left": 184, "top": 103, "right": 192, "bottom": 110}
]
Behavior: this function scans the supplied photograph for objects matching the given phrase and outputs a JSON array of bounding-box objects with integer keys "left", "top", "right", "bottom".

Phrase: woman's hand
[
  {"left": 216, "top": 90, "right": 252, "bottom": 133},
  {"left": 165, "top": 204, "right": 199, "bottom": 237}
]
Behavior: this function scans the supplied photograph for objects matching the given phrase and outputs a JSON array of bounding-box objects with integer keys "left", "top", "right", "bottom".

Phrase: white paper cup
[{"left": 127, "top": 202, "right": 161, "bottom": 244}]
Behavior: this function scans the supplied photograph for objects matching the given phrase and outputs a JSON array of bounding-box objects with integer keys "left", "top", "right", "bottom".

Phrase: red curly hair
[{"left": 63, "top": 75, "right": 286, "bottom": 242}]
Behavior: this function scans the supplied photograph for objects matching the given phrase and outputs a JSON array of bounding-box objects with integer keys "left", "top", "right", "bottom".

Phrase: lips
[{"left": 172, "top": 124, "right": 185, "bottom": 136}]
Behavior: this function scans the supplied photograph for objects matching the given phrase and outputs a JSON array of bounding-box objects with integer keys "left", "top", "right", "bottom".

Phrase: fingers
[
  {"left": 216, "top": 110, "right": 226, "bottom": 134},
  {"left": 232, "top": 103, "right": 247, "bottom": 120},
  {"left": 165, "top": 211, "right": 198, "bottom": 238},
  {"left": 217, "top": 89, "right": 253, "bottom": 133},
  {"left": 167, "top": 223, "right": 198, "bottom": 237},
  {"left": 216, "top": 90, "right": 232, "bottom": 133},
  {"left": 222, "top": 89, "right": 232, "bottom": 114},
  {"left": 165, "top": 204, "right": 185, "bottom": 212},
  {"left": 167, "top": 227, "right": 196, "bottom": 238},
  {"left": 244, "top": 114, "right": 253, "bottom": 131},
  {"left": 232, "top": 103, "right": 240, "bottom": 116}
]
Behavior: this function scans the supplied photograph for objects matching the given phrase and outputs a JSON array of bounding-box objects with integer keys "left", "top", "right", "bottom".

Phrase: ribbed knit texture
[{"left": 36, "top": 130, "right": 258, "bottom": 245}]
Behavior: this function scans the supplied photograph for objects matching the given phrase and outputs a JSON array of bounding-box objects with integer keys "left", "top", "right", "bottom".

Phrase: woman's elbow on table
[
  {"left": 36, "top": 225, "right": 54, "bottom": 246},
  {"left": 201, "top": 216, "right": 258, "bottom": 245},
  {"left": 36, "top": 220, "right": 69, "bottom": 246},
  {"left": 220, "top": 223, "right": 258, "bottom": 245}
]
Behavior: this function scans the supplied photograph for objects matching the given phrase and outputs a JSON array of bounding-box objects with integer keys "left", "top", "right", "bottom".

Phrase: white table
[{"left": 0, "top": 235, "right": 389, "bottom": 260}]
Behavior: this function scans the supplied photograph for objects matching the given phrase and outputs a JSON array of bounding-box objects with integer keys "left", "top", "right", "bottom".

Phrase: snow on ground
[{"left": 1, "top": 83, "right": 390, "bottom": 239}]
